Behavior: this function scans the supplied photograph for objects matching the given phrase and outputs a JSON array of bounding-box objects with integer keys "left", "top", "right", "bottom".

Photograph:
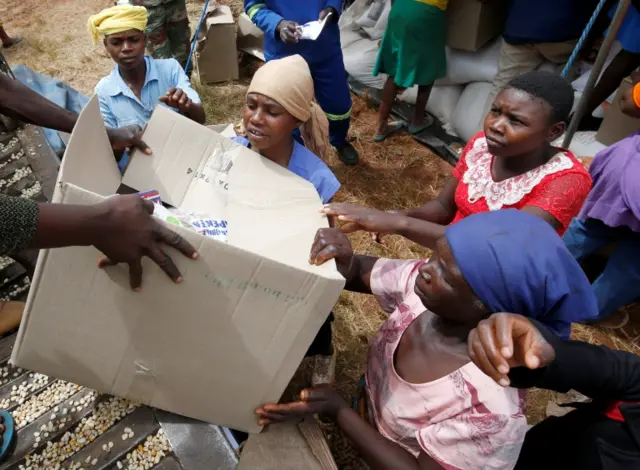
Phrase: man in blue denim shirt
[{"left": 91, "top": 5, "right": 205, "bottom": 131}]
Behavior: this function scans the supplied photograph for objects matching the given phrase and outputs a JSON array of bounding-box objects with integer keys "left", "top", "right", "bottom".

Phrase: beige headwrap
[
  {"left": 87, "top": 5, "right": 148, "bottom": 45},
  {"left": 247, "top": 55, "right": 331, "bottom": 161}
]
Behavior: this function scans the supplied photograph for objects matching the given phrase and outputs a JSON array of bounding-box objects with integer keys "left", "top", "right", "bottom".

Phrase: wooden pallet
[{"left": 0, "top": 333, "right": 184, "bottom": 470}]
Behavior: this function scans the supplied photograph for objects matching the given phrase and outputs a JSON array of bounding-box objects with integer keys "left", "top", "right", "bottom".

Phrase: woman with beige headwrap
[{"left": 232, "top": 54, "right": 341, "bottom": 385}]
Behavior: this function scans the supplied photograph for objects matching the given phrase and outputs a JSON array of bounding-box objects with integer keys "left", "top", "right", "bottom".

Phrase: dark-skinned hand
[
  {"left": 106, "top": 125, "right": 152, "bottom": 155},
  {"left": 159, "top": 88, "right": 193, "bottom": 114},
  {"left": 309, "top": 228, "right": 354, "bottom": 278},
  {"left": 468, "top": 313, "right": 556, "bottom": 387},
  {"left": 256, "top": 386, "right": 348, "bottom": 425},
  {"left": 276, "top": 19, "right": 301, "bottom": 44},
  {"left": 95, "top": 195, "right": 198, "bottom": 291},
  {"left": 321, "top": 203, "right": 404, "bottom": 235},
  {"left": 318, "top": 7, "right": 338, "bottom": 23}
]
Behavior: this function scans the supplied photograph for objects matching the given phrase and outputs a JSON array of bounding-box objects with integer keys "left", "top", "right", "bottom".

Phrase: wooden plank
[
  {"left": 17, "top": 124, "right": 60, "bottom": 202},
  {"left": 0, "top": 373, "right": 55, "bottom": 412},
  {"left": 237, "top": 422, "right": 324, "bottom": 470},
  {"left": 3, "top": 387, "right": 95, "bottom": 469},
  {"left": 59, "top": 407, "right": 160, "bottom": 470},
  {"left": 152, "top": 456, "right": 184, "bottom": 470},
  {"left": 103, "top": 454, "right": 183, "bottom": 470},
  {"left": 298, "top": 417, "right": 338, "bottom": 470}
]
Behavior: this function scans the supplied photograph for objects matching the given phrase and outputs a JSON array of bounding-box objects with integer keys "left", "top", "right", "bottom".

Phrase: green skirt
[{"left": 373, "top": 0, "right": 447, "bottom": 88}]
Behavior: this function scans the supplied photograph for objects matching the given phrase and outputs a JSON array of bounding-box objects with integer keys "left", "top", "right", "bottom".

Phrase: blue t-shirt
[
  {"left": 503, "top": 0, "right": 595, "bottom": 45},
  {"left": 95, "top": 56, "right": 201, "bottom": 129},
  {"left": 232, "top": 136, "right": 340, "bottom": 203}
]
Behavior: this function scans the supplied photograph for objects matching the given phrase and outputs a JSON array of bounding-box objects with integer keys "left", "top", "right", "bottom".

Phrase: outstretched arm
[
  {"left": 0, "top": 194, "right": 197, "bottom": 290},
  {"left": 1, "top": 73, "right": 151, "bottom": 153},
  {"left": 404, "top": 177, "right": 459, "bottom": 225},
  {"left": 257, "top": 387, "right": 442, "bottom": 470},
  {"left": 322, "top": 203, "right": 447, "bottom": 249},
  {"left": 0, "top": 72, "right": 76, "bottom": 132}
]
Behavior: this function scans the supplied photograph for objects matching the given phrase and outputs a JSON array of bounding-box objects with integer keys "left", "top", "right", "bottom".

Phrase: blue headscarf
[{"left": 445, "top": 209, "right": 598, "bottom": 339}]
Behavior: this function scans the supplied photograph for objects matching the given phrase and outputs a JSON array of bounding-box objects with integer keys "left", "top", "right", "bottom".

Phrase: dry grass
[
  {"left": 1, "top": 0, "right": 115, "bottom": 94},
  {"left": 3, "top": 0, "right": 639, "bottom": 465}
]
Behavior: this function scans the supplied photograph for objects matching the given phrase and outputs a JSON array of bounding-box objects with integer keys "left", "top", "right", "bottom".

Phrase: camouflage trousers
[{"left": 132, "top": 0, "right": 191, "bottom": 68}]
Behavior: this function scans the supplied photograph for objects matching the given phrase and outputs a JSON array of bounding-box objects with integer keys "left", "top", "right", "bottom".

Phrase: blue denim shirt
[{"left": 95, "top": 55, "right": 201, "bottom": 129}]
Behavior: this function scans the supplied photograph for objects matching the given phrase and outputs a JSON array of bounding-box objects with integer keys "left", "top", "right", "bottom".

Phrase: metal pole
[{"left": 563, "top": 0, "right": 631, "bottom": 148}]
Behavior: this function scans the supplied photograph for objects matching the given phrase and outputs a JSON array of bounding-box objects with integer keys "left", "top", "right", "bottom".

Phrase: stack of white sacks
[{"left": 339, "top": 0, "right": 559, "bottom": 142}]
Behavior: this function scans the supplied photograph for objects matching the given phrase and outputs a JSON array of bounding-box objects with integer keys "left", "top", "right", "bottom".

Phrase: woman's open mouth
[{"left": 247, "top": 128, "right": 268, "bottom": 140}]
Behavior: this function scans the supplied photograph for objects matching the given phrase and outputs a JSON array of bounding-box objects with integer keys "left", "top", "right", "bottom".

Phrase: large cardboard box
[
  {"left": 446, "top": 0, "right": 508, "bottom": 52},
  {"left": 11, "top": 98, "right": 344, "bottom": 433},
  {"left": 196, "top": 4, "right": 239, "bottom": 84},
  {"left": 596, "top": 77, "right": 640, "bottom": 146},
  {"left": 237, "top": 12, "right": 265, "bottom": 61}
]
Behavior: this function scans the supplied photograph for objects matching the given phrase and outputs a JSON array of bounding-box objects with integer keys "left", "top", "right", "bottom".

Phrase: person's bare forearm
[
  {"left": 334, "top": 407, "right": 421, "bottom": 470},
  {"left": 404, "top": 179, "right": 458, "bottom": 225},
  {"left": 186, "top": 103, "right": 206, "bottom": 125},
  {"left": 344, "top": 255, "right": 377, "bottom": 294},
  {"left": 0, "top": 73, "right": 77, "bottom": 133},
  {"left": 404, "top": 200, "right": 454, "bottom": 225},
  {"left": 393, "top": 216, "right": 446, "bottom": 249},
  {"left": 28, "top": 203, "right": 107, "bottom": 250}
]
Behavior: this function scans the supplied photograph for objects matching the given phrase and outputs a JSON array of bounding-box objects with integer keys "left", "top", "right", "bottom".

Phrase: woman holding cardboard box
[
  {"left": 257, "top": 210, "right": 598, "bottom": 470},
  {"left": 234, "top": 54, "right": 341, "bottom": 386}
]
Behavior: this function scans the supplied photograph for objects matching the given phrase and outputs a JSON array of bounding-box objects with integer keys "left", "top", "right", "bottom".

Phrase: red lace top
[{"left": 451, "top": 133, "right": 592, "bottom": 235}]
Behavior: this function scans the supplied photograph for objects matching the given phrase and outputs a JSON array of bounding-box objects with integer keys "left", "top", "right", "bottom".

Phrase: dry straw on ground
[{"left": 3, "top": 0, "right": 639, "bottom": 465}]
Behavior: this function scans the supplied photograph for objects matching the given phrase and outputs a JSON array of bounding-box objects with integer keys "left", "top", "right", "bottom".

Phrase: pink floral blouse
[{"left": 365, "top": 258, "right": 529, "bottom": 469}]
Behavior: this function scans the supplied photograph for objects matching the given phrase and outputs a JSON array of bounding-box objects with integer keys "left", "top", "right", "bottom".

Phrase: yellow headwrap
[
  {"left": 87, "top": 5, "right": 148, "bottom": 45},
  {"left": 247, "top": 55, "right": 332, "bottom": 162}
]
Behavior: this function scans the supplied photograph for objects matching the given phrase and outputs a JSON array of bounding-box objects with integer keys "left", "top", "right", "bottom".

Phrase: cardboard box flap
[
  {"left": 207, "top": 123, "right": 237, "bottom": 138},
  {"left": 123, "top": 106, "right": 334, "bottom": 271},
  {"left": 56, "top": 96, "right": 121, "bottom": 200},
  {"left": 237, "top": 13, "right": 265, "bottom": 61},
  {"left": 204, "top": 4, "right": 234, "bottom": 30}
]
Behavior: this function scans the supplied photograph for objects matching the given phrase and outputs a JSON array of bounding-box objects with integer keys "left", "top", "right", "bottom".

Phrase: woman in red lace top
[{"left": 322, "top": 71, "right": 592, "bottom": 249}]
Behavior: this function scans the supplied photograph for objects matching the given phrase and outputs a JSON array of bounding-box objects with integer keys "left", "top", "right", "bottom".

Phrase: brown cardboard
[
  {"left": 237, "top": 13, "right": 265, "bottom": 61},
  {"left": 11, "top": 98, "right": 345, "bottom": 433},
  {"left": 207, "top": 123, "right": 237, "bottom": 138},
  {"left": 596, "top": 77, "right": 640, "bottom": 146},
  {"left": 196, "top": 4, "right": 239, "bottom": 84},
  {"left": 446, "top": 0, "right": 508, "bottom": 52}
]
